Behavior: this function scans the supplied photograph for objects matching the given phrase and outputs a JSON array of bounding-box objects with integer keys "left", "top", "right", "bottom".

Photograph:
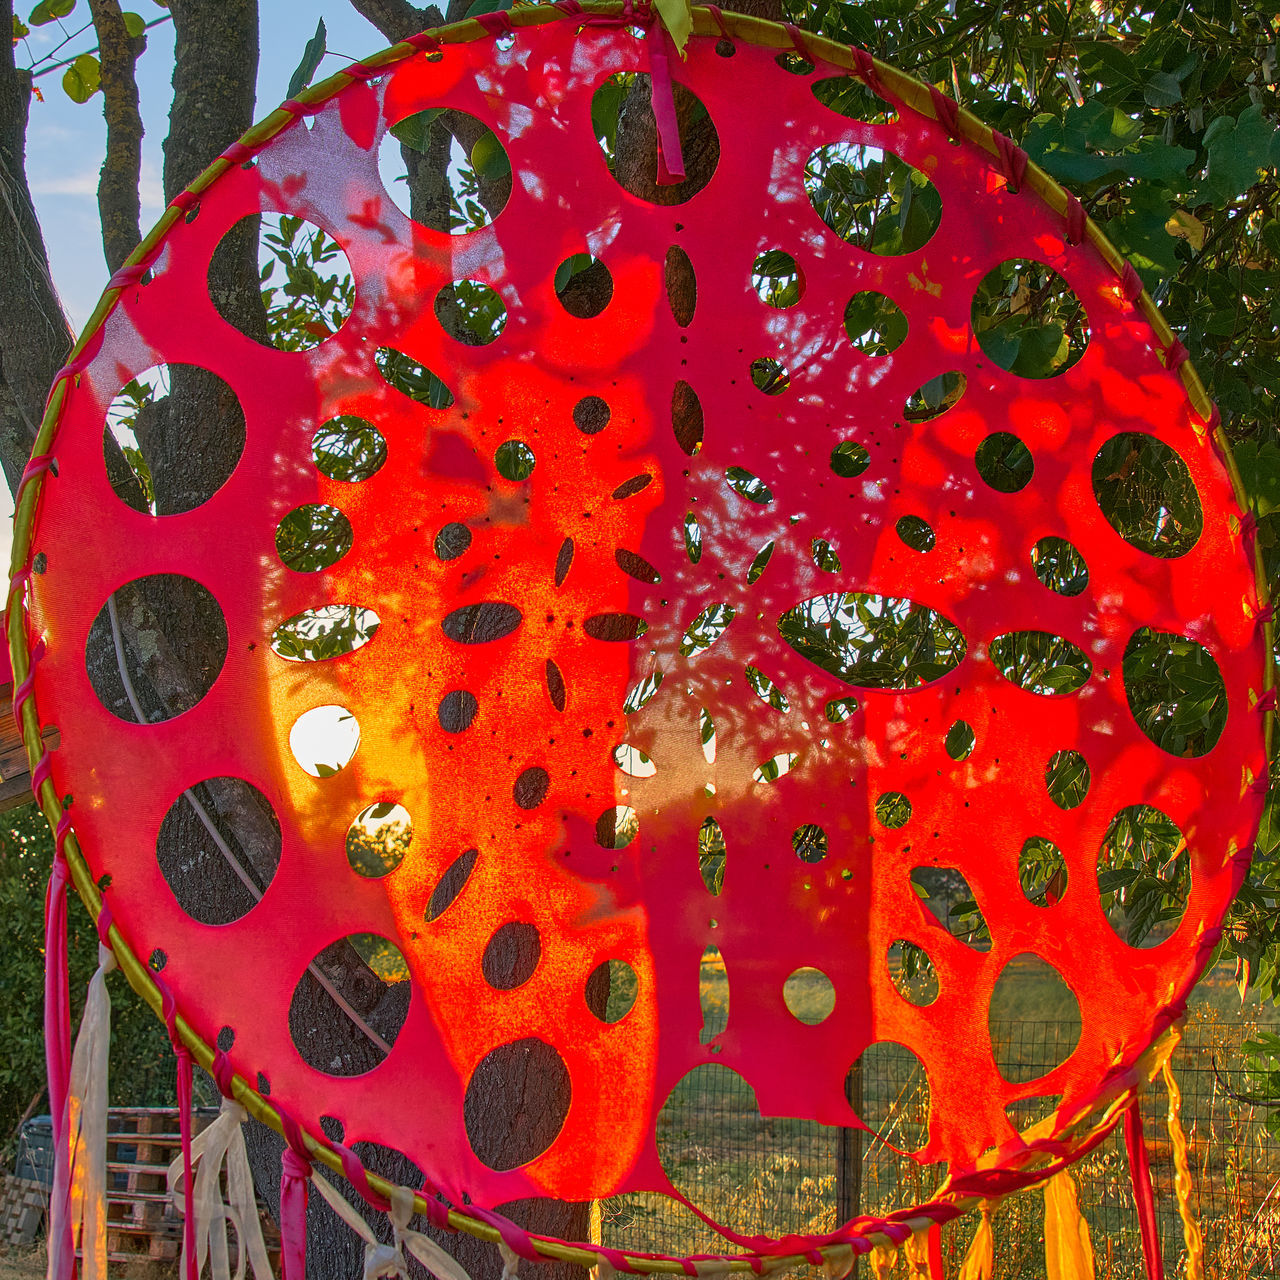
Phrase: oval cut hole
[
  {"left": 990, "top": 955, "right": 1081, "bottom": 1082},
  {"left": 887, "top": 941, "right": 938, "bottom": 1007},
  {"left": 464, "top": 1039, "right": 569, "bottom": 1170},
  {"left": 972, "top": 259, "right": 1088, "bottom": 378},
  {"left": 812, "top": 537, "right": 842, "bottom": 573},
  {"left": 805, "top": 144, "right": 941, "bottom": 255},
  {"left": 438, "top": 689, "right": 478, "bottom": 732},
  {"left": 271, "top": 605, "right": 379, "bottom": 662},
  {"left": 725, "top": 466, "right": 773, "bottom": 504},
  {"left": 277, "top": 504, "right": 353, "bottom": 572},
  {"left": 895, "top": 515, "right": 935, "bottom": 552},
  {"left": 911, "top": 866, "right": 990, "bottom": 951},
  {"left": 699, "top": 816, "right": 725, "bottom": 894},
  {"left": 426, "top": 848, "right": 478, "bottom": 921},
  {"left": 1123, "top": 627, "right": 1227, "bottom": 757},
  {"left": 745, "top": 665, "right": 789, "bottom": 712},
  {"left": 681, "top": 603, "right": 734, "bottom": 657},
  {"left": 482, "top": 922, "right": 541, "bottom": 990},
  {"left": 1097, "top": 804, "right": 1189, "bottom": 948},
  {"left": 792, "top": 823, "right": 827, "bottom": 863},
  {"left": 665, "top": 244, "right": 696, "bottom": 326},
  {"left": 554, "top": 253, "right": 613, "bottom": 318},
  {"left": 313, "top": 415, "right": 386, "bottom": 483},
  {"left": 991, "top": 631, "right": 1091, "bottom": 696},
  {"left": 671, "top": 379, "right": 704, "bottom": 455},
  {"left": 434, "top": 522, "right": 472, "bottom": 561},
  {"left": 592, "top": 74, "right": 719, "bottom": 205},
  {"left": 442, "top": 602, "right": 521, "bottom": 644},
  {"left": 1032, "top": 536, "right": 1088, "bottom": 596},
  {"left": 1018, "top": 836, "right": 1068, "bottom": 907},
  {"left": 1093, "top": 433, "right": 1202, "bottom": 557},
  {"left": 830, "top": 441, "right": 871, "bottom": 478},
  {"left": 976, "top": 432, "right": 1034, "bottom": 492},
  {"left": 615, "top": 548, "right": 661, "bottom": 584},
  {"left": 379, "top": 108, "right": 511, "bottom": 231},
  {"left": 290, "top": 705, "right": 360, "bottom": 778},
  {"left": 375, "top": 346, "right": 454, "bottom": 408},
  {"left": 784, "top": 967, "right": 835, "bottom": 1025},
  {"left": 746, "top": 540, "right": 773, "bottom": 583},
  {"left": 346, "top": 802, "right": 412, "bottom": 878},
  {"left": 752, "top": 249, "right": 802, "bottom": 308},
  {"left": 844, "top": 291, "right": 907, "bottom": 355},
  {"left": 157, "top": 778, "right": 281, "bottom": 924},
  {"left": 848, "top": 1043, "right": 930, "bottom": 1152},
  {"left": 585, "top": 613, "right": 648, "bottom": 642},
  {"left": 700, "top": 946, "right": 728, "bottom": 1041},
  {"left": 86, "top": 574, "right": 227, "bottom": 723},
  {"left": 905, "top": 371, "right": 965, "bottom": 422},
  {"left": 613, "top": 743, "right": 656, "bottom": 778},
  {"left": 104, "top": 364, "right": 245, "bottom": 514},
  {"left": 209, "top": 213, "right": 353, "bottom": 351},
  {"left": 780, "top": 592, "right": 967, "bottom": 689},
  {"left": 435, "top": 279, "right": 507, "bottom": 345},
  {"left": 1046, "top": 749, "right": 1090, "bottom": 809},
  {"left": 945, "top": 720, "right": 975, "bottom": 761},
  {"left": 811, "top": 77, "right": 897, "bottom": 124},
  {"left": 513, "top": 767, "right": 550, "bottom": 810},
  {"left": 288, "top": 934, "right": 409, "bottom": 1077},
  {"left": 587, "top": 958, "right": 638, "bottom": 1023},
  {"left": 749, "top": 357, "right": 790, "bottom": 395},
  {"left": 826, "top": 695, "right": 859, "bottom": 723}
]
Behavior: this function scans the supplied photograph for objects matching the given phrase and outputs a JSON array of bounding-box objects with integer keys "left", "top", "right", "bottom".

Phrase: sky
[{"left": 5, "top": 0, "right": 405, "bottom": 564}]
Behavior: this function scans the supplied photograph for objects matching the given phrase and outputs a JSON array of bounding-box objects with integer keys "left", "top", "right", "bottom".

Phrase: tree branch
[
  {"left": 350, "top": 0, "right": 444, "bottom": 45},
  {"left": 88, "top": 0, "right": 146, "bottom": 274}
]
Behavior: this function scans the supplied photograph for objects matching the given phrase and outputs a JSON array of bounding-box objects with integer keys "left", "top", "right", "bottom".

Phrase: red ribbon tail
[
  {"left": 649, "top": 25, "right": 686, "bottom": 184},
  {"left": 279, "top": 1151, "right": 313, "bottom": 1280},
  {"left": 1124, "top": 1105, "right": 1165, "bottom": 1280}
]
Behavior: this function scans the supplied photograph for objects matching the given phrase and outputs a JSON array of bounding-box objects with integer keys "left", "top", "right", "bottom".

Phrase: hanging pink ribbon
[
  {"left": 648, "top": 20, "right": 687, "bottom": 184},
  {"left": 278, "top": 1112, "right": 313, "bottom": 1280},
  {"left": 44, "top": 824, "right": 74, "bottom": 1280}
]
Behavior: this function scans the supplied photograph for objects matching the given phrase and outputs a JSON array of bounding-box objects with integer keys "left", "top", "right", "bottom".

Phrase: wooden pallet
[{"left": 0, "top": 1173, "right": 46, "bottom": 1247}]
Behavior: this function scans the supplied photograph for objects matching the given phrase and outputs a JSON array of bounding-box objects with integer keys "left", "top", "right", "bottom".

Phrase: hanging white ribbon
[
  {"left": 167, "top": 1097, "right": 273, "bottom": 1280},
  {"left": 64, "top": 942, "right": 116, "bottom": 1280},
  {"left": 308, "top": 1168, "right": 475, "bottom": 1280}
]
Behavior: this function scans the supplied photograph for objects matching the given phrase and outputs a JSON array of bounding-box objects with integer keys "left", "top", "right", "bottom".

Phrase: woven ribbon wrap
[{"left": 13, "top": 5, "right": 1269, "bottom": 1270}]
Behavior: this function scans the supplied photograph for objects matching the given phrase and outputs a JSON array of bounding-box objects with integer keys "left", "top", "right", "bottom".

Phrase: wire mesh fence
[{"left": 599, "top": 1007, "right": 1280, "bottom": 1277}]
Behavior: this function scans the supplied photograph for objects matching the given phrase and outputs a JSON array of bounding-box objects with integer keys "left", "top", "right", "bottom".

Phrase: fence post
[{"left": 839, "top": 1058, "right": 864, "bottom": 1275}]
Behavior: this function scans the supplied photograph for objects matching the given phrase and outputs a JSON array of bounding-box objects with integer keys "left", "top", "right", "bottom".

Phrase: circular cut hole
[
  {"left": 513, "top": 766, "right": 550, "bottom": 810},
  {"left": 312, "top": 415, "right": 386, "bottom": 483},
  {"left": 1093, "top": 433, "right": 1202, "bottom": 558},
  {"left": 209, "top": 213, "right": 353, "bottom": 351},
  {"left": 990, "top": 955, "right": 1080, "bottom": 1082},
  {"left": 592, "top": 74, "right": 719, "bottom": 205},
  {"left": 434, "top": 522, "right": 472, "bottom": 561},
  {"left": 876, "top": 792, "right": 912, "bottom": 828},
  {"left": 750, "top": 357, "right": 790, "bottom": 395},
  {"left": 830, "top": 441, "right": 871, "bottom": 478},
  {"left": 848, "top": 1042, "right": 929, "bottom": 1151},
  {"left": 379, "top": 108, "right": 511, "bottom": 231},
  {"left": 426, "top": 847, "right": 478, "bottom": 921},
  {"left": 896, "top": 515, "right": 935, "bottom": 552},
  {"left": 104, "top": 364, "right": 246, "bottom": 514},
  {"left": 844, "top": 291, "right": 907, "bottom": 355},
  {"left": 972, "top": 259, "right": 1088, "bottom": 378},
  {"left": 752, "top": 250, "right": 803, "bottom": 308},
  {"left": 1124, "top": 627, "right": 1227, "bottom": 757},
  {"left": 945, "top": 720, "right": 975, "bottom": 761},
  {"left": 435, "top": 279, "right": 507, "bottom": 345},
  {"left": 783, "top": 967, "right": 835, "bottom": 1025},
  {"left": 276, "top": 504, "right": 353, "bottom": 572},
  {"left": 587, "top": 958, "right": 638, "bottom": 1023},
  {"left": 1018, "top": 836, "right": 1068, "bottom": 907},
  {"left": 887, "top": 941, "right": 938, "bottom": 1007},
  {"left": 1032, "top": 536, "right": 1088, "bottom": 596},
  {"left": 596, "top": 805, "right": 639, "bottom": 849},
  {"left": 289, "top": 705, "right": 360, "bottom": 777},
  {"left": 86, "top": 575, "right": 227, "bottom": 724},
  {"left": 573, "top": 395, "right": 610, "bottom": 435},
  {"left": 1097, "top": 804, "right": 1189, "bottom": 947},
  {"left": 976, "top": 432, "right": 1034, "bottom": 492},
  {"left": 495, "top": 439, "right": 536, "bottom": 481},
  {"left": 481, "top": 922, "right": 541, "bottom": 990},
  {"left": 792, "top": 824, "right": 828, "bottom": 863},
  {"left": 438, "top": 689, "right": 479, "bottom": 732},
  {"left": 464, "top": 1039, "right": 570, "bottom": 1170},
  {"left": 554, "top": 253, "right": 613, "bottom": 318},
  {"left": 289, "top": 934, "right": 409, "bottom": 1077},
  {"left": 347, "top": 802, "right": 413, "bottom": 878},
  {"left": 157, "top": 778, "right": 281, "bottom": 924},
  {"left": 1046, "top": 749, "right": 1090, "bottom": 809},
  {"left": 805, "top": 144, "right": 941, "bottom": 255}
]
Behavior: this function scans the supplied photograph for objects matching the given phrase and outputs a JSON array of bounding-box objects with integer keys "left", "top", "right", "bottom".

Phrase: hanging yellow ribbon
[
  {"left": 653, "top": 0, "right": 694, "bottom": 57},
  {"left": 1163, "top": 1058, "right": 1205, "bottom": 1280},
  {"left": 958, "top": 1202, "right": 994, "bottom": 1280},
  {"left": 1044, "top": 1168, "right": 1096, "bottom": 1280}
]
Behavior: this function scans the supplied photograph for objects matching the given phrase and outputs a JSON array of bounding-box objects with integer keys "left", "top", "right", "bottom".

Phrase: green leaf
[
  {"left": 122, "top": 10, "right": 146, "bottom": 37},
  {"left": 28, "top": 0, "right": 75, "bottom": 26},
  {"left": 1199, "top": 105, "right": 1280, "bottom": 203},
  {"left": 286, "top": 18, "right": 326, "bottom": 100},
  {"left": 61, "top": 52, "right": 100, "bottom": 104},
  {"left": 1143, "top": 70, "right": 1183, "bottom": 108},
  {"left": 470, "top": 131, "right": 510, "bottom": 184},
  {"left": 12, "top": 16, "right": 29, "bottom": 37}
]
